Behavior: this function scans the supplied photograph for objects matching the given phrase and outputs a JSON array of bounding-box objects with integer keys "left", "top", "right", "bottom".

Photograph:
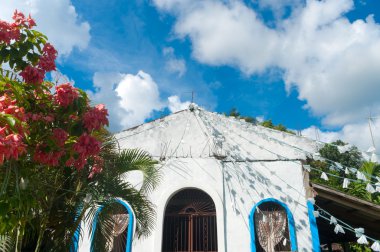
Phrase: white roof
[{"left": 114, "top": 104, "right": 321, "bottom": 161}]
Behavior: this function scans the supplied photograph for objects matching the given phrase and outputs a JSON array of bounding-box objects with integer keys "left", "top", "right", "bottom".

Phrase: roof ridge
[{"left": 115, "top": 108, "right": 189, "bottom": 134}]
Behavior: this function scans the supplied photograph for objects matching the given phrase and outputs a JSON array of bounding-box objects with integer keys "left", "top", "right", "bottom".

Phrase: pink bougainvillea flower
[
  {"left": 38, "top": 56, "right": 56, "bottom": 72},
  {"left": 20, "top": 65, "right": 45, "bottom": 85},
  {"left": 66, "top": 154, "right": 91, "bottom": 170},
  {"left": 0, "top": 94, "right": 26, "bottom": 122},
  {"left": 83, "top": 104, "right": 109, "bottom": 131},
  {"left": 0, "top": 20, "right": 20, "bottom": 44},
  {"left": 0, "top": 21, "right": 12, "bottom": 44},
  {"left": 0, "top": 21, "right": 11, "bottom": 43},
  {"left": 12, "top": 10, "right": 26, "bottom": 26},
  {"left": 65, "top": 156, "right": 75, "bottom": 167},
  {"left": 0, "top": 127, "right": 6, "bottom": 137},
  {"left": 9, "top": 23, "right": 20, "bottom": 41},
  {"left": 0, "top": 127, "right": 5, "bottom": 164},
  {"left": 52, "top": 128, "right": 68, "bottom": 147},
  {"left": 38, "top": 43, "right": 57, "bottom": 72},
  {"left": 25, "top": 113, "right": 39, "bottom": 121},
  {"left": 3, "top": 105, "right": 26, "bottom": 122},
  {"left": 54, "top": 83, "right": 79, "bottom": 107},
  {"left": 34, "top": 146, "right": 64, "bottom": 167},
  {"left": 73, "top": 133, "right": 101, "bottom": 157},
  {"left": 88, "top": 155, "right": 104, "bottom": 178},
  {"left": 25, "top": 113, "right": 53, "bottom": 123},
  {"left": 0, "top": 94, "right": 13, "bottom": 110},
  {"left": 0, "top": 132, "right": 27, "bottom": 164},
  {"left": 42, "top": 43, "right": 57, "bottom": 57},
  {"left": 27, "top": 14, "right": 36, "bottom": 28},
  {"left": 44, "top": 115, "right": 54, "bottom": 122},
  {"left": 74, "top": 155, "right": 87, "bottom": 170}
]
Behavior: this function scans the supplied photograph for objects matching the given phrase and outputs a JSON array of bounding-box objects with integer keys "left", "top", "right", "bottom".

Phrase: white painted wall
[
  {"left": 77, "top": 158, "right": 312, "bottom": 251},
  {"left": 130, "top": 158, "right": 312, "bottom": 252},
  {"left": 132, "top": 158, "right": 226, "bottom": 252},
  {"left": 78, "top": 107, "right": 316, "bottom": 251}
]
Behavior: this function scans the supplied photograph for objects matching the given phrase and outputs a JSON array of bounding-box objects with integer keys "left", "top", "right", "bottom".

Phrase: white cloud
[
  {"left": 88, "top": 71, "right": 163, "bottom": 131},
  {"left": 172, "top": 1, "right": 279, "bottom": 73},
  {"left": 255, "top": 0, "right": 304, "bottom": 21},
  {"left": 153, "top": 0, "right": 194, "bottom": 12},
  {"left": 168, "top": 95, "right": 190, "bottom": 112},
  {"left": 302, "top": 118, "right": 380, "bottom": 151},
  {"left": 115, "top": 71, "right": 164, "bottom": 129},
  {"left": 87, "top": 72, "right": 125, "bottom": 131},
  {"left": 166, "top": 58, "right": 187, "bottom": 77},
  {"left": 163, "top": 47, "right": 187, "bottom": 77},
  {"left": 153, "top": 0, "right": 380, "bottom": 129},
  {"left": 0, "top": 0, "right": 90, "bottom": 56},
  {"left": 89, "top": 71, "right": 191, "bottom": 131}
]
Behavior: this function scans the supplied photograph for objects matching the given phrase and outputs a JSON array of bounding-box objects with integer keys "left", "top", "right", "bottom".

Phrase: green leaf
[
  {"left": 19, "top": 33, "right": 27, "bottom": 42},
  {"left": 0, "top": 114, "right": 20, "bottom": 132},
  {"left": 18, "top": 41, "right": 31, "bottom": 57},
  {"left": 26, "top": 52, "right": 34, "bottom": 62},
  {"left": 9, "top": 47, "right": 18, "bottom": 58},
  {"left": 0, "top": 49, "right": 10, "bottom": 64},
  {"left": 32, "top": 30, "right": 48, "bottom": 41},
  {"left": 8, "top": 59, "right": 15, "bottom": 69},
  {"left": 0, "top": 235, "right": 14, "bottom": 252},
  {"left": 29, "top": 53, "right": 40, "bottom": 65}
]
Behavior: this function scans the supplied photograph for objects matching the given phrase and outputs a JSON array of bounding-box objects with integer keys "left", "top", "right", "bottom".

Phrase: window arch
[
  {"left": 90, "top": 199, "right": 135, "bottom": 252},
  {"left": 249, "top": 198, "right": 297, "bottom": 252}
]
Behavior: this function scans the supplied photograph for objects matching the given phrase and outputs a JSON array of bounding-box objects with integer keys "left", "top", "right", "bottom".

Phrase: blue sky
[{"left": 1, "top": 0, "right": 380, "bottom": 150}]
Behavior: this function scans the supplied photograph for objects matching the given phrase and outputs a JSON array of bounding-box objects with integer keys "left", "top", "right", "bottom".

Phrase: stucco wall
[
  {"left": 77, "top": 107, "right": 319, "bottom": 251},
  {"left": 77, "top": 158, "right": 314, "bottom": 251},
  {"left": 131, "top": 158, "right": 313, "bottom": 252}
]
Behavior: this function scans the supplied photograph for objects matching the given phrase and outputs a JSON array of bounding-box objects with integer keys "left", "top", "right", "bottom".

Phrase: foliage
[
  {"left": 0, "top": 11, "right": 159, "bottom": 251},
  {"left": 308, "top": 140, "right": 380, "bottom": 204},
  {"left": 318, "top": 140, "right": 363, "bottom": 168},
  {"left": 260, "top": 119, "right": 295, "bottom": 135},
  {"left": 225, "top": 108, "right": 295, "bottom": 134},
  {"left": 225, "top": 108, "right": 257, "bottom": 123},
  {"left": 349, "top": 243, "right": 372, "bottom": 252},
  {"left": 308, "top": 144, "right": 379, "bottom": 250},
  {"left": 0, "top": 235, "right": 14, "bottom": 252},
  {"left": 89, "top": 148, "right": 159, "bottom": 251}
]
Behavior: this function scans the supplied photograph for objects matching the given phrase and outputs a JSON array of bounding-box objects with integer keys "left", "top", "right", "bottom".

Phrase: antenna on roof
[
  {"left": 368, "top": 112, "right": 377, "bottom": 148},
  {"left": 182, "top": 91, "right": 195, "bottom": 103},
  {"left": 314, "top": 127, "right": 320, "bottom": 142}
]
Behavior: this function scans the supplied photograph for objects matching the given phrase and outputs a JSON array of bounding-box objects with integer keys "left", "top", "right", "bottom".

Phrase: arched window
[
  {"left": 91, "top": 199, "right": 135, "bottom": 252},
  {"left": 162, "top": 188, "right": 218, "bottom": 252},
  {"left": 249, "top": 198, "right": 297, "bottom": 252}
]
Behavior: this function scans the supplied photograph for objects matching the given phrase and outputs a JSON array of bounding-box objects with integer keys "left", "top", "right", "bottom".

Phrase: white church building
[{"left": 78, "top": 104, "right": 324, "bottom": 252}]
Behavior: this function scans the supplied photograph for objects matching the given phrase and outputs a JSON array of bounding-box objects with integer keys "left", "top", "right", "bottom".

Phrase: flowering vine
[
  {"left": 0, "top": 10, "right": 109, "bottom": 175},
  {"left": 0, "top": 10, "right": 159, "bottom": 252}
]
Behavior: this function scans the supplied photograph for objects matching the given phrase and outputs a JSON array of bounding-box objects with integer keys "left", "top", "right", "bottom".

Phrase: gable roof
[{"left": 115, "top": 104, "right": 321, "bottom": 161}]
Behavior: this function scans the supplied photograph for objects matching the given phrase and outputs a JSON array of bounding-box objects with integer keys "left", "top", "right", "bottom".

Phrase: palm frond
[
  {"left": 0, "top": 235, "right": 14, "bottom": 252},
  {"left": 116, "top": 149, "right": 160, "bottom": 194},
  {"left": 90, "top": 205, "right": 114, "bottom": 252},
  {"left": 360, "top": 162, "right": 380, "bottom": 182}
]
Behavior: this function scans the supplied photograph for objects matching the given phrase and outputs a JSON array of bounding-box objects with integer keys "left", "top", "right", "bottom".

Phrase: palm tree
[
  {"left": 46, "top": 133, "right": 160, "bottom": 252},
  {"left": 0, "top": 133, "right": 160, "bottom": 252},
  {"left": 85, "top": 148, "right": 160, "bottom": 252},
  {"left": 348, "top": 161, "right": 380, "bottom": 203}
]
